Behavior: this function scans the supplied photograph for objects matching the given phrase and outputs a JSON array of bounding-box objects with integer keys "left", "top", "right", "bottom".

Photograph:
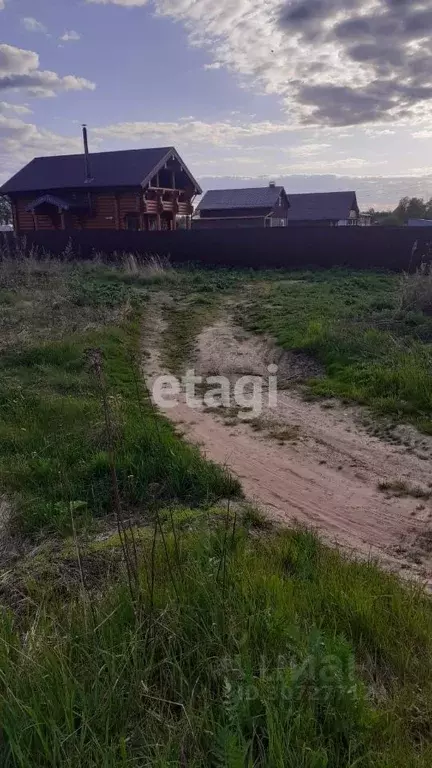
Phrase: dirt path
[{"left": 143, "top": 300, "right": 432, "bottom": 584}]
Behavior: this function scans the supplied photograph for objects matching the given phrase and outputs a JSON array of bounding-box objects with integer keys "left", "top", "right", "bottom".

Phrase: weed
[
  {"left": 1, "top": 257, "right": 432, "bottom": 767},
  {"left": 399, "top": 263, "right": 432, "bottom": 315},
  {"left": 69, "top": 272, "right": 131, "bottom": 307},
  {"left": 267, "top": 424, "right": 301, "bottom": 442},
  {"left": 241, "top": 504, "right": 273, "bottom": 530},
  {"left": 240, "top": 269, "right": 432, "bottom": 433},
  {"left": 1, "top": 526, "right": 432, "bottom": 766},
  {"left": 377, "top": 479, "right": 431, "bottom": 500},
  {"left": 161, "top": 295, "right": 219, "bottom": 373},
  {"left": 0, "top": 265, "right": 240, "bottom": 535}
]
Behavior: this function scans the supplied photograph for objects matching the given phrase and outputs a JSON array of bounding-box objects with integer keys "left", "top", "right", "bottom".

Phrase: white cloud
[
  {"left": 0, "top": 115, "right": 106, "bottom": 187},
  {"left": 0, "top": 115, "right": 84, "bottom": 183},
  {"left": 0, "top": 44, "right": 95, "bottom": 97},
  {"left": 21, "top": 17, "right": 48, "bottom": 34},
  {"left": 291, "top": 143, "right": 332, "bottom": 157},
  {"left": 365, "top": 128, "right": 396, "bottom": 137},
  {"left": 0, "top": 101, "right": 32, "bottom": 114},
  {"left": 94, "top": 118, "right": 293, "bottom": 146},
  {"left": 87, "top": 0, "right": 149, "bottom": 5},
  {"left": 85, "top": 0, "right": 432, "bottom": 126},
  {"left": 413, "top": 130, "right": 432, "bottom": 139},
  {"left": 0, "top": 115, "right": 82, "bottom": 155},
  {"left": 60, "top": 30, "right": 81, "bottom": 42},
  {"left": 150, "top": 0, "right": 432, "bottom": 128}
]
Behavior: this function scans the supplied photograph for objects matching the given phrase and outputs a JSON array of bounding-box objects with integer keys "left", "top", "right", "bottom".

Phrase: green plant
[
  {"left": 1, "top": 526, "right": 432, "bottom": 766},
  {"left": 399, "top": 262, "right": 432, "bottom": 315},
  {"left": 240, "top": 269, "right": 432, "bottom": 433}
]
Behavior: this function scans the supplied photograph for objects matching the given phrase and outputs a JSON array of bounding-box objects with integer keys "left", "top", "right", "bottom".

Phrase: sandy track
[{"left": 143, "top": 305, "right": 432, "bottom": 584}]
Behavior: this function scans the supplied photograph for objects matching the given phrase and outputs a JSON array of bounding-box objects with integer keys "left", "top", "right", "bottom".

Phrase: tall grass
[
  {"left": 1, "top": 525, "right": 431, "bottom": 766},
  {"left": 0, "top": 260, "right": 239, "bottom": 535},
  {"left": 400, "top": 262, "right": 432, "bottom": 315},
  {"left": 1, "top": 257, "right": 432, "bottom": 766}
]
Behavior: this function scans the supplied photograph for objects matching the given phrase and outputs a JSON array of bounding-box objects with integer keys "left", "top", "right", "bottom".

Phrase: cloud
[
  {"left": 60, "top": 30, "right": 81, "bottom": 42},
  {"left": 0, "top": 114, "right": 86, "bottom": 185},
  {"left": 21, "top": 17, "right": 48, "bottom": 34},
  {"left": 93, "top": 118, "right": 293, "bottom": 146},
  {"left": 138, "top": 0, "right": 432, "bottom": 128},
  {"left": 0, "top": 101, "right": 32, "bottom": 114},
  {"left": 0, "top": 44, "right": 95, "bottom": 97},
  {"left": 413, "top": 129, "right": 432, "bottom": 138},
  {"left": 204, "top": 62, "right": 222, "bottom": 70},
  {"left": 292, "top": 142, "right": 332, "bottom": 156},
  {"left": 0, "top": 114, "right": 106, "bottom": 187},
  {"left": 87, "top": 0, "right": 149, "bottom": 5},
  {"left": 296, "top": 81, "right": 432, "bottom": 127}
]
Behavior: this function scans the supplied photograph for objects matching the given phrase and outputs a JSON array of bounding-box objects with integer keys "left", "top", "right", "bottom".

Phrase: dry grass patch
[
  {"left": 378, "top": 479, "right": 431, "bottom": 500},
  {"left": 399, "top": 262, "right": 432, "bottom": 315}
]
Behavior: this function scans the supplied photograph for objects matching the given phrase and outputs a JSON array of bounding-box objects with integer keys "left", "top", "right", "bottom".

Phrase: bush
[{"left": 399, "top": 262, "right": 432, "bottom": 315}]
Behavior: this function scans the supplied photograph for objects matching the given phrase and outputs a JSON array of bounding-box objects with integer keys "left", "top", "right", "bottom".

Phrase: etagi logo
[{"left": 152, "top": 365, "right": 279, "bottom": 419}]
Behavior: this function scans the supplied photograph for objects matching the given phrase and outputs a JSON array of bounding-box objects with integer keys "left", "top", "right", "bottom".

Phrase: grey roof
[
  {"left": 408, "top": 219, "right": 432, "bottom": 227},
  {"left": 197, "top": 186, "right": 286, "bottom": 211},
  {"left": 287, "top": 191, "right": 358, "bottom": 221},
  {"left": 0, "top": 147, "right": 202, "bottom": 195}
]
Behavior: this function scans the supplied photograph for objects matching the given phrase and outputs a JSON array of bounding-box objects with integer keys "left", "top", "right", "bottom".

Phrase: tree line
[{"left": 367, "top": 197, "right": 432, "bottom": 226}]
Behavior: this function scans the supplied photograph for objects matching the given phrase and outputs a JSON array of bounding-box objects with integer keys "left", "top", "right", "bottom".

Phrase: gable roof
[
  {"left": 0, "top": 147, "right": 202, "bottom": 195},
  {"left": 287, "top": 191, "right": 358, "bottom": 222},
  {"left": 197, "top": 186, "right": 286, "bottom": 212}
]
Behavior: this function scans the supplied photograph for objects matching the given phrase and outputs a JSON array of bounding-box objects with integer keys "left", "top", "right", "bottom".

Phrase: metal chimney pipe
[{"left": 82, "top": 124, "right": 92, "bottom": 182}]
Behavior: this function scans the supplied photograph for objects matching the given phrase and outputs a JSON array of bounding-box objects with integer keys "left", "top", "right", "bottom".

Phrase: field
[
  {"left": 0, "top": 254, "right": 432, "bottom": 766},
  {"left": 241, "top": 269, "right": 432, "bottom": 434}
]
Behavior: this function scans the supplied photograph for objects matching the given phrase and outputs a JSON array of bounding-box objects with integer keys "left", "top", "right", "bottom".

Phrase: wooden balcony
[
  {"left": 161, "top": 200, "right": 175, "bottom": 213},
  {"left": 178, "top": 201, "right": 193, "bottom": 216},
  {"left": 143, "top": 200, "right": 159, "bottom": 215},
  {"left": 143, "top": 192, "right": 193, "bottom": 217}
]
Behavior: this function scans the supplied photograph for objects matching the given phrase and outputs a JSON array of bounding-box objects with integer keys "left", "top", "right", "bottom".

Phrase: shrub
[{"left": 399, "top": 262, "right": 432, "bottom": 315}]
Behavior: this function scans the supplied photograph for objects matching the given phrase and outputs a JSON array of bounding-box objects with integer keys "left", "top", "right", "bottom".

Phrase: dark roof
[
  {"left": 0, "top": 147, "right": 202, "bottom": 195},
  {"left": 197, "top": 186, "right": 286, "bottom": 211},
  {"left": 287, "top": 191, "right": 358, "bottom": 221}
]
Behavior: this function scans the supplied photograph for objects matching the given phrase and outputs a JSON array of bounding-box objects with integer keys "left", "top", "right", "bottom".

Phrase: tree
[
  {"left": 366, "top": 197, "right": 432, "bottom": 226},
  {"left": 0, "top": 196, "right": 12, "bottom": 226},
  {"left": 366, "top": 207, "right": 397, "bottom": 226},
  {"left": 393, "top": 196, "right": 432, "bottom": 224}
]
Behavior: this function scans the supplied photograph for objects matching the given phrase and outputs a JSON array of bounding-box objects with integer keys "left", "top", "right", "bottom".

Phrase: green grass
[
  {"left": 241, "top": 269, "right": 432, "bottom": 432},
  {"left": 1, "top": 259, "right": 432, "bottom": 766},
  {"left": 1, "top": 524, "right": 432, "bottom": 766},
  {"left": 0, "top": 266, "right": 239, "bottom": 535},
  {"left": 162, "top": 295, "right": 219, "bottom": 373}
]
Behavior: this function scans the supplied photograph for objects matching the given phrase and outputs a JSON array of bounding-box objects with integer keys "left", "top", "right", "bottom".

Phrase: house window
[{"left": 125, "top": 213, "right": 140, "bottom": 231}]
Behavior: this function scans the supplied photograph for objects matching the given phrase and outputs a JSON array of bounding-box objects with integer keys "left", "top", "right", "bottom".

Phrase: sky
[{"left": 0, "top": 0, "right": 431, "bottom": 209}]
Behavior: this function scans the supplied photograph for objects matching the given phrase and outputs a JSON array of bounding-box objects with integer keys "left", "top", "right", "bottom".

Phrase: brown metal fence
[{"left": 1, "top": 226, "right": 431, "bottom": 271}]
